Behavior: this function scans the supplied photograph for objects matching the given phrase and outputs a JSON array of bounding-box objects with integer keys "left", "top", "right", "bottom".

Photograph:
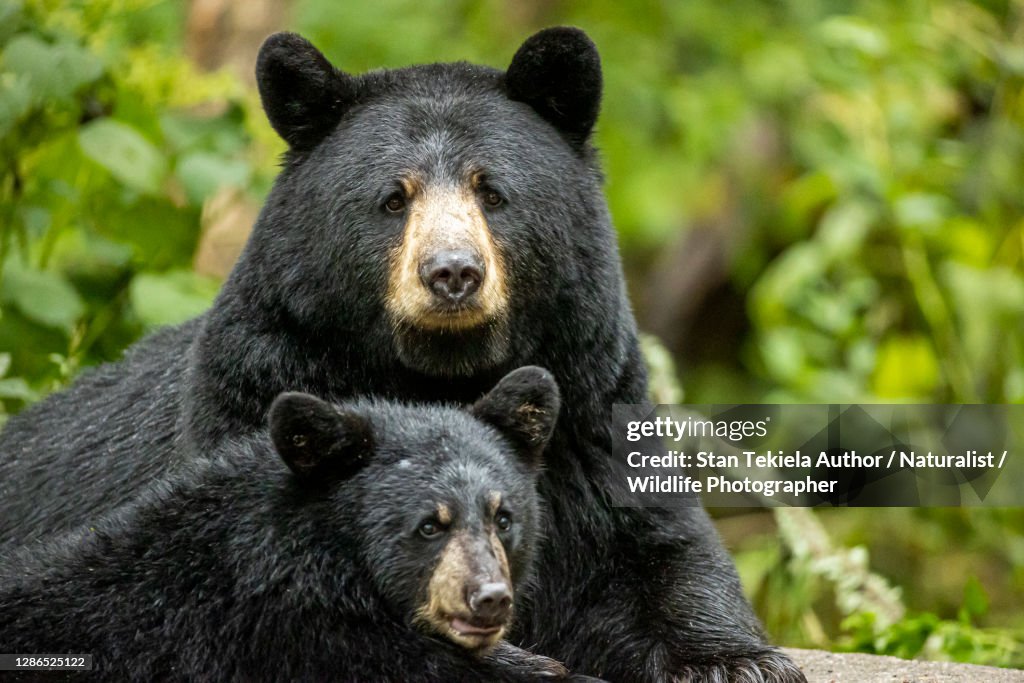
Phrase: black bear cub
[{"left": 0, "top": 367, "right": 577, "bottom": 682}]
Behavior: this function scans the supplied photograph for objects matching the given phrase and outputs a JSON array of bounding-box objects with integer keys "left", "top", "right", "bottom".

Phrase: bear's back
[{"left": 0, "top": 319, "right": 200, "bottom": 549}]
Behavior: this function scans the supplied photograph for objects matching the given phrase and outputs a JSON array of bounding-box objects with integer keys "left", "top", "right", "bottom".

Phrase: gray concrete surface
[{"left": 785, "top": 648, "right": 1024, "bottom": 683}]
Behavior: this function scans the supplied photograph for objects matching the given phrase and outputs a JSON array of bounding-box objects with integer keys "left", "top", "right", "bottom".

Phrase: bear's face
[
  {"left": 360, "top": 425, "right": 539, "bottom": 649},
  {"left": 253, "top": 29, "right": 605, "bottom": 377},
  {"left": 268, "top": 366, "right": 560, "bottom": 649}
]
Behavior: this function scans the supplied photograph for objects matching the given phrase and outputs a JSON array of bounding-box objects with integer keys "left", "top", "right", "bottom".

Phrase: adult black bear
[
  {"left": 0, "top": 28, "right": 805, "bottom": 682},
  {"left": 0, "top": 368, "right": 584, "bottom": 682}
]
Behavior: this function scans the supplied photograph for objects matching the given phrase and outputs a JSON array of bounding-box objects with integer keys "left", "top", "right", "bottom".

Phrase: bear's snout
[
  {"left": 385, "top": 184, "right": 509, "bottom": 334},
  {"left": 467, "top": 581, "right": 512, "bottom": 623},
  {"left": 419, "top": 249, "right": 485, "bottom": 305},
  {"left": 416, "top": 527, "right": 517, "bottom": 649}
]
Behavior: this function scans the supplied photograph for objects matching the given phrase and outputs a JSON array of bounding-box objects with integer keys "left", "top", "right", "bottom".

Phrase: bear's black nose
[
  {"left": 468, "top": 582, "right": 512, "bottom": 622},
  {"left": 419, "top": 251, "right": 484, "bottom": 304}
]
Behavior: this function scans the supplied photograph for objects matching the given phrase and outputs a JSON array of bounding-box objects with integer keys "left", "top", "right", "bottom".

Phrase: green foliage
[
  {"left": 129, "top": 269, "right": 221, "bottom": 328},
  {"left": 840, "top": 582, "right": 1024, "bottom": 667},
  {"left": 729, "top": 504, "right": 1024, "bottom": 668},
  {"left": 0, "top": 0, "right": 272, "bottom": 416},
  {"left": 680, "top": 0, "right": 1024, "bottom": 404}
]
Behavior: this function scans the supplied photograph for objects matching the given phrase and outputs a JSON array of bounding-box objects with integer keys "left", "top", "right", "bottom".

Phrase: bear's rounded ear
[
  {"left": 471, "top": 366, "right": 560, "bottom": 467},
  {"left": 268, "top": 392, "right": 373, "bottom": 480},
  {"left": 256, "top": 32, "right": 355, "bottom": 150},
  {"left": 504, "top": 26, "right": 602, "bottom": 148}
]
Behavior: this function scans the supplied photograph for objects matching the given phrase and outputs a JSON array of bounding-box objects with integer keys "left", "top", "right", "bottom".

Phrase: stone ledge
[{"left": 784, "top": 648, "right": 1024, "bottom": 682}]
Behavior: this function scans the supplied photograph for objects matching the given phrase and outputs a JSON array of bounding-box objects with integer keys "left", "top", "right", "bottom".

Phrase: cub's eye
[
  {"left": 495, "top": 512, "right": 513, "bottom": 532},
  {"left": 384, "top": 193, "right": 406, "bottom": 213},
  {"left": 418, "top": 520, "right": 443, "bottom": 539},
  {"left": 481, "top": 189, "right": 503, "bottom": 208}
]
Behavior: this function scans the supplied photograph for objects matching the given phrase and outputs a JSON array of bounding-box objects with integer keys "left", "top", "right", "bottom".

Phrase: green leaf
[
  {"left": 894, "top": 193, "right": 953, "bottom": 233},
  {"left": 160, "top": 109, "right": 249, "bottom": 155},
  {"left": 0, "top": 1, "right": 23, "bottom": 46},
  {"left": 0, "top": 72, "right": 34, "bottom": 138},
  {"left": 78, "top": 119, "right": 168, "bottom": 194},
  {"left": 0, "top": 377, "right": 36, "bottom": 401},
  {"left": 872, "top": 335, "right": 940, "bottom": 399},
  {"left": 750, "top": 242, "right": 828, "bottom": 325},
  {"left": 94, "top": 196, "right": 200, "bottom": 269},
  {"left": 0, "top": 34, "right": 103, "bottom": 104},
  {"left": 175, "top": 151, "right": 251, "bottom": 204},
  {"left": 959, "top": 576, "right": 989, "bottom": 622},
  {"left": 759, "top": 328, "right": 807, "bottom": 383},
  {"left": 817, "top": 16, "right": 889, "bottom": 58},
  {"left": 818, "top": 199, "right": 875, "bottom": 258},
  {"left": 129, "top": 270, "right": 220, "bottom": 328},
  {"left": 1, "top": 260, "right": 85, "bottom": 333},
  {"left": 943, "top": 263, "right": 1024, "bottom": 375}
]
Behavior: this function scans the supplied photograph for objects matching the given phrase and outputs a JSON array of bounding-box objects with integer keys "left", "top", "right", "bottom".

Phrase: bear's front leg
[{"left": 600, "top": 505, "right": 807, "bottom": 683}]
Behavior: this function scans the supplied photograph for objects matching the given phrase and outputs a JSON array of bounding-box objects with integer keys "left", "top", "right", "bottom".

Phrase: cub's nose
[
  {"left": 468, "top": 582, "right": 512, "bottom": 623},
  {"left": 419, "top": 250, "right": 484, "bottom": 304}
]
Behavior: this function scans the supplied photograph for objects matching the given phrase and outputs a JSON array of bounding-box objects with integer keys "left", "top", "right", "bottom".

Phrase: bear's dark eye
[
  {"left": 384, "top": 193, "right": 406, "bottom": 213},
  {"left": 418, "top": 520, "right": 443, "bottom": 539},
  {"left": 481, "top": 189, "right": 503, "bottom": 209},
  {"left": 495, "top": 512, "right": 513, "bottom": 532}
]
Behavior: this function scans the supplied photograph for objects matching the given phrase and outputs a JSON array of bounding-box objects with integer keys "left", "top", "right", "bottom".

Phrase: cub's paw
[
  {"left": 487, "top": 641, "right": 568, "bottom": 679},
  {"left": 673, "top": 648, "right": 807, "bottom": 683}
]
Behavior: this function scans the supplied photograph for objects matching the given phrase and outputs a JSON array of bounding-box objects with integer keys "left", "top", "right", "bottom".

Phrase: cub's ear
[
  {"left": 256, "top": 32, "right": 355, "bottom": 150},
  {"left": 504, "top": 26, "right": 602, "bottom": 148},
  {"left": 269, "top": 392, "right": 373, "bottom": 480},
  {"left": 471, "top": 366, "right": 560, "bottom": 467}
]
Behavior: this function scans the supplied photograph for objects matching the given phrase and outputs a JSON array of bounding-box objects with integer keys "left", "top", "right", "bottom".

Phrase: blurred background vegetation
[{"left": 2, "top": 0, "right": 1023, "bottom": 668}]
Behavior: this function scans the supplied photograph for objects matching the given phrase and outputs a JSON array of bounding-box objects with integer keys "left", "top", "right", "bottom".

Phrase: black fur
[
  {"left": 0, "top": 324, "right": 192, "bottom": 549},
  {"left": 470, "top": 365, "right": 561, "bottom": 463},
  {"left": 505, "top": 27, "right": 603, "bottom": 148},
  {"left": 269, "top": 391, "right": 374, "bottom": 478},
  {"left": 0, "top": 373, "right": 575, "bottom": 682},
  {"left": 0, "top": 28, "right": 805, "bottom": 682},
  {"left": 256, "top": 32, "right": 356, "bottom": 150}
]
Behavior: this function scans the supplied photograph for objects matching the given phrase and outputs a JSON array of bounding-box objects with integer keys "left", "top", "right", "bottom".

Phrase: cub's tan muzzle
[{"left": 415, "top": 528, "right": 514, "bottom": 650}]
